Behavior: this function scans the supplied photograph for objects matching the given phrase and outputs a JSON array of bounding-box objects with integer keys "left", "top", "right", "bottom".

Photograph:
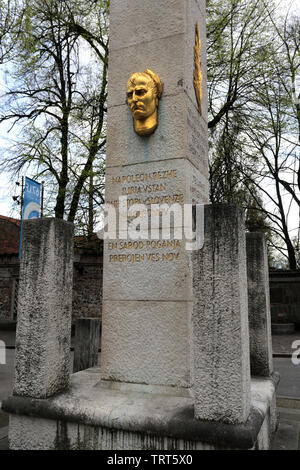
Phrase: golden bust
[{"left": 126, "top": 69, "right": 163, "bottom": 136}]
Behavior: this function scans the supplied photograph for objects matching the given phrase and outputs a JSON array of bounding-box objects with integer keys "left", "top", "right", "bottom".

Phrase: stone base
[{"left": 2, "top": 369, "right": 279, "bottom": 450}]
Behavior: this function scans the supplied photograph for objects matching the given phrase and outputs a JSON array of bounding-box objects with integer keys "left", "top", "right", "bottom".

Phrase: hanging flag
[{"left": 19, "top": 177, "right": 41, "bottom": 259}]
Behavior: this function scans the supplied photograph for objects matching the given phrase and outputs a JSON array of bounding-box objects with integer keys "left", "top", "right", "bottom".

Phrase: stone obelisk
[{"left": 101, "top": 0, "right": 209, "bottom": 389}]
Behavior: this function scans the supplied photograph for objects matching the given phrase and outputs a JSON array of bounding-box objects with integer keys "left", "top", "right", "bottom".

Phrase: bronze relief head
[{"left": 126, "top": 69, "right": 163, "bottom": 136}]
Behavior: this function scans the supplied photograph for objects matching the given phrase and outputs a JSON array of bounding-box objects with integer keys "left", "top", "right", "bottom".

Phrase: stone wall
[
  {"left": 0, "top": 216, "right": 21, "bottom": 321},
  {"left": 0, "top": 252, "right": 103, "bottom": 322},
  {"left": 0, "top": 255, "right": 19, "bottom": 321},
  {"left": 2, "top": 247, "right": 299, "bottom": 327},
  {"left": 73, "top": 253, "right": 103, "bottom": 319},
  {"left": 269, "top": 270, "right": 300, "bottom": 326}
]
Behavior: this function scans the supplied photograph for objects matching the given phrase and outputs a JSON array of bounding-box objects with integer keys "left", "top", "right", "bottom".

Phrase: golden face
[{"left": 127, "top": 75, "right": 158, "bottom": 120}]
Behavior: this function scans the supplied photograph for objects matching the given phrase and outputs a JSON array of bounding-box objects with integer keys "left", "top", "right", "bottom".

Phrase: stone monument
[
  {"left": 101, "top": 0, "right": 209, "bottom": 391},
  {"left": 3, "top": 0, "right": 278, "bottom": 450}
]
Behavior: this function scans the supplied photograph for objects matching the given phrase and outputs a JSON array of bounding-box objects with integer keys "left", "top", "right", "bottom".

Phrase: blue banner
[{"left": 19, "top": 177, "right": 41, "bottom": 258}]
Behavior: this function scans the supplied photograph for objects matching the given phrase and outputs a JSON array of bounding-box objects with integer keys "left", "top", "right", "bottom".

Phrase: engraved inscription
[
  {"left": 107, "top": 239, "right": 182, "bottom": 264},
  {"left": 106, "top": 168, "right": 184, "bottom": 209}
]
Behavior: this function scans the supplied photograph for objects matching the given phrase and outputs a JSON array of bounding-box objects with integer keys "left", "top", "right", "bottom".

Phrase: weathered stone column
[
  {"left": 192, "top": 204, "right": 251, "bottom": 424},
  {"left": 14, "top": 218, "right": 73, "bottom": 398},
  {"left": 246, "top": 232, "right": 273, "bottom": 377},
  {"left": 73, "top": 318, "right": 101, "bottom": 373},
  {"left": 101, "top": 0, "right": 209, "bottom": 388}
]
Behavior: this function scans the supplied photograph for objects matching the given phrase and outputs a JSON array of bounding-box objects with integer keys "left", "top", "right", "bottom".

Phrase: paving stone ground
[
  {"left": 272, "top": 332, "right": 300, "bottom": 356},
  {"left": 271, "top": 408, "right": 300, "bottom": 450}
]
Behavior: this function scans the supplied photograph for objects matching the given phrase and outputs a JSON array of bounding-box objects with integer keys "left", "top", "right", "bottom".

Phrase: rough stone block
[
  {"left": 14, "top": 218, "right": 74, "bottom": 398},
  {"left": 246, "top": 232, "right": 273, "bottom": 377},
  {"left": 192, "top": 204, "right": 251, "bottom": 424}
]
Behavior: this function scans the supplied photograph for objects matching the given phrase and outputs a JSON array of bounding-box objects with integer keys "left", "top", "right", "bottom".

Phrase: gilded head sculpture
[{"left": 126, "top": 69, "right": 163, "bottom": 136}]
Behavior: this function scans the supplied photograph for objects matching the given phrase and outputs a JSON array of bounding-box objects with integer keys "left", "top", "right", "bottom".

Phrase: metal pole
[
  {"left": 41, "top": 181, "right": 44, "bottom": 218},
  {"left": 20, "top": 176, "right": 24, "bottom": 220}
]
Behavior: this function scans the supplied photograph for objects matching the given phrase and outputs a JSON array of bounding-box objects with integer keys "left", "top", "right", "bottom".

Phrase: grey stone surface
[
  {"left": 0, "top": 348, "right": 14, "bottom": 402},
  {"left": 105, "top": 158, "right": 209, "bottom": 210},
  {"left": 14, "top": 218, "right": 74, "bottom": 398},
  {"left": 109, "top": 0, "right": 186, "bottom": 52},
  {"left": 73, "top": 318, "right": 101, "bottom": 373},
  {"left": 103, "top": 235, "right": 194, "bottom": 302},
  {"left": 246, "top": 233, "right": 273, "bottom": 377},
  {"left": 106, "top": 95, "right": 208, "bottom": 174},
  {"left": 3, "top": 368, "right": 277, "bottom": 450},
  {"left": 100, "top": 301, "right": 192, "bottom": 387},
  {"left": 108, "top": 0, "right": 208, "bottom": 117},
  {"left": 192, "top": 204, "right": 251, "bottom": 424}
]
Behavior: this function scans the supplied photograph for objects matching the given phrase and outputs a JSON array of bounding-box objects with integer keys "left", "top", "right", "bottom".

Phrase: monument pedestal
[{"left": 3, "top": 368, "right": 279, "bottom": 450}]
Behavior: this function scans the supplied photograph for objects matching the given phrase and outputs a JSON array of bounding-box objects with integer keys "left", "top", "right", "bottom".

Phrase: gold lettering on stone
[
  {"left": 107, "top": 240, "right": 182, "bottom": 264},
  {"left": 112, "top": 170, "right": 177, "bottom": 185}
]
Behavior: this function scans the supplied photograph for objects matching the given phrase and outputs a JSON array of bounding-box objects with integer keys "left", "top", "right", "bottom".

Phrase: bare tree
[
  {"left": 207, "top": 0, "right": 300, "bottom": 268},
  {"left": 0, "top": 0, "right": 108, "bottom": 228},
  {"left": 0, "top": 0, "right": 22, "bottom": 63}
]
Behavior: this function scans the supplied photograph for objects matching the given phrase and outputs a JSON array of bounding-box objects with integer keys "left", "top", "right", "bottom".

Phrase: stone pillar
[
  {"left": 246, "top": 232, "right": 273, "bottom": 377},
  {"left": 101, "top": 0, "right": 209, "bottom": 388},
  {"left": 192, "top": 204, "right": 251, "bottom": 424},
  {"left": 73, "top": 318, "right": 101, "bottom": 373},
  {"left": 14, "top": 218, "right": 73, "bottom": 398}
]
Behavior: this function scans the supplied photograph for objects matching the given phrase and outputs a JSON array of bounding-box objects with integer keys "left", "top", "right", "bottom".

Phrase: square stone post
[
  {"left": 192, "top": 204, "right": 251, "bottom": 424},
  {"left": 246, "top": 232, "right": 273, "bottom": 377},
  {"left": 14, "top": 218, "right": 74, "bottom": 398}
]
